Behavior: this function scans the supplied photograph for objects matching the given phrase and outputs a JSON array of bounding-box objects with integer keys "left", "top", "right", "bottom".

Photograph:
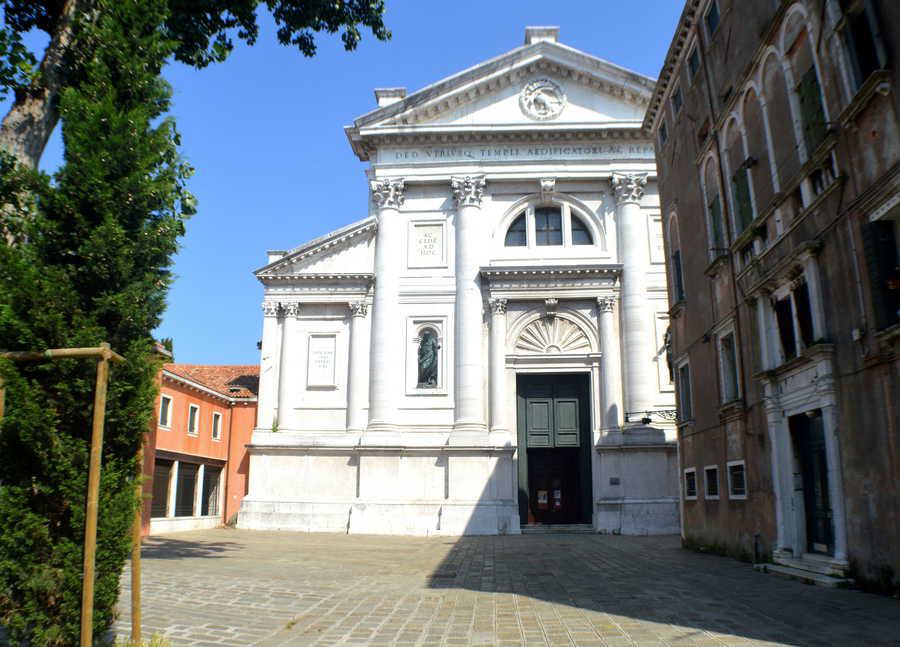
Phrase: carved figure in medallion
[
  {"left": 520, "top": 78, "right": 566, "bottom": 121},
  {"left": 417, "top": 328, "right": 440, "bottom": 388}
]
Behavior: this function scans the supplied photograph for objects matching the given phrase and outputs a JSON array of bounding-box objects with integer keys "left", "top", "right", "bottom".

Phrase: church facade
[{"left": 238, "top": 28, "right": 679, "bottom": 536}]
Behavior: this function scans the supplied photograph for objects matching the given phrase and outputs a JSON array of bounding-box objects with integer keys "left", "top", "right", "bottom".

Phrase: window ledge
[
  {"left": 839, "top": 70, "right": 892, "bottom": 128},
  {"left": 704, "top": 253, "right": 729, "bottom": 278},
  {"left": 756, "top": 342, "right": 834, "bottom": 381},
  {"left": 668, "top": 299, "right": 686, "bottom": 318},
  {"left": 718, "top": 399, "right": 745, "bottom": 421}
]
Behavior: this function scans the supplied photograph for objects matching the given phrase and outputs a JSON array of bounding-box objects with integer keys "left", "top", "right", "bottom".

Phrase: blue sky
[{"left": 20, "top": 1, "right": 683, "bottom": 364}]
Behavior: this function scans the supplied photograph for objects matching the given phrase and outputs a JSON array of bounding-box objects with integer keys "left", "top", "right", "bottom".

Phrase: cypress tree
[{"left": 0, "top": 1, "right": 193, "bottom": 643}]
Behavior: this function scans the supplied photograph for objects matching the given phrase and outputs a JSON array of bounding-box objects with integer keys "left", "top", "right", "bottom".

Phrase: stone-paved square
[{"left": 114, "top": 529, "right": 900, "bottom": 646}]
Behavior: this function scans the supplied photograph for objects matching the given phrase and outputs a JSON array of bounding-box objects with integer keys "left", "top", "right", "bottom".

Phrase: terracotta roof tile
[{"left": 163, "top": 364, "right": 259, "bottom": 399}]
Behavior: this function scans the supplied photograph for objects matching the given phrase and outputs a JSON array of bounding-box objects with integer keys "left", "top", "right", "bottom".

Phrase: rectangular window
[
  {"left": 659, "top": 120, "right": 668, "bottom": 147},
  {"left": 684, "top": 468, "right": 698, "bottom": 500},
  {"left": 793, "top": 282, "right": 815, "bottom": 347},
  {"left": 861, "top": 220, "right": 900, "bottom": 330},
  {"left": 174, "top": 462, "right": 198, "bottom": 517},
  {"left": 705, "top": 466, "right": 720, "bottom": 499},
  {"left": 158, "top": 395, "right": 172, "bottom": 427},
  {"left": 677, "top": 362, "right": 693, "bottom": 421},
  {"left": 708, "top": 194, "right": 725, "bottom": 253},
  {"left": 732, "top": 168, "right": 754, "bottom": 234},
  {"left": 688, "top": 47, "right": 701, "bottom": 79},
  {"left": 841, "top": 0, "right": 885, "bottom": 91},
  {"left": 671, "top": 86, "right": 683, "bottom": 115},
  {"left": 774, "top": 296, "right": 797, "bottom": 360},
  {"left": 719, "top": 332, "right": 739, "bottom": 403},
  {"left": 211, "top": 412, "right": 222, "bottom": 441},
  {"left": 150, "top": 459, "right": 172, "bottom": 518},
  {"left": 201, "top": 466, "right": 221, "bottom": 516},
  {"left": 705, "top": 1, "right": 720, "bottom": 35},
  {"left": 727, "top": 461, "right": 747, "bottom": 499},
  {"left": 797, "top": 66, "right": 828, "bottom": 155},
  {"left": 535, "top": 207, "right": 563, "bottom": 246},
  {"left": 672, "top": 250, "right": 686, "bottom": 302},
  {"left": 187, "top": 404, "right": 199, "bottom": 436}
]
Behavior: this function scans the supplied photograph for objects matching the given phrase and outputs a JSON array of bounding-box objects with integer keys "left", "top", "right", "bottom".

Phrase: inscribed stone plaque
[
  {"left": 307, "top": 335, "right": 336, "bottom": 387},
  {"left": 409, "top": 222, "right": 445, "bottom": 268}
]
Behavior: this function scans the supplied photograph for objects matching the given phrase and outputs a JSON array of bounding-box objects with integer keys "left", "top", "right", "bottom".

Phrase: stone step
[
  {"left": 521, "top": 524, "right": 594, "bottom": 534},
  {"left": 754, "top": 563, "right": 853, "bottom": 588},
  {"left": 774, "top": 553, "right": 848, "bottom": 577}
]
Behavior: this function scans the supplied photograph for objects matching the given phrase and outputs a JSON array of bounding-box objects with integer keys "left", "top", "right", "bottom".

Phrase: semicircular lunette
[{"left": 515, "top": 316, "right": 591, "bottom": 354}]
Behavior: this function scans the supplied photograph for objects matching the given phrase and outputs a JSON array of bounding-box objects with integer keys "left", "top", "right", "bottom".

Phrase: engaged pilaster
[
  {"left": 276, "top": 302, "right": 300, "bottom": 428},
  {"left": 451, "top": 175, "right": 488, "bottom": 432},
  {"left": 346, "top": 301, "right": 369, "bottom": 432},
  {"left": 611, "top": 172, "right": 654, "bottom": 418},
  {"left": 489, "top": 298, "right": 508, "bottom": 433},
  {"left": 367, "top": 178, "right": 405, "bottom": 431},
  {"left": 597, "top": 296, "right": 624, "bottom": 431},
  {"left": 257, "top": 301, "right": 282, "bottom": 429}
]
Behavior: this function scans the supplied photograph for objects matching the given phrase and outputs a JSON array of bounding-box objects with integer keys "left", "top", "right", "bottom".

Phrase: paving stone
[{"left": 111, "top": 529, "right": 900, "bottom": 646}]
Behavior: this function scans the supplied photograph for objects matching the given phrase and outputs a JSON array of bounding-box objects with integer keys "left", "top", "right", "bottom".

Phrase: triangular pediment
[
  {"left": 255, "top": 217, "right": 376, "bottom": 281},
  {"left": 347, "top": 39, "right": 656, "bottom": 159}
]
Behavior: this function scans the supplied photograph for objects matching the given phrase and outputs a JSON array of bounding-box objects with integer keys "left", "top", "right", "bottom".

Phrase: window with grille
[
  {"left": 705, "top": 466, "right": 719, "bottom": 499},
  {"left": 728, "top": 461, "right": 747, "bottom": 499},
  {"left": 684, "top": 469, "right": 697, "bottom": 500},
  {"left": 174, "top": 463, "right": 198, "bottom": 517},
  {"left": 151, "top": 459, "right": 172, "bottom": 518},
  {"left": 201, "top": 466, "right": 221, "bottom": 516}
]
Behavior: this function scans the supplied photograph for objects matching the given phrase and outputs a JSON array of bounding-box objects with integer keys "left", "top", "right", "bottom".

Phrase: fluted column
[
  {"left": 276, "top": 302, "right": 300, "bottom": 428},
  {"left": 257, "top": 301, "right": 281, "bottom": 429},
  {"left": 597, "top": 296, "right": 624, "bottom": 430},
  {"left": 452, "top": 175, "right": 488, "bottom": 432},
  {"left": 489, "top": 298, "right": 508, "bottom": 433},
  {"left": 611, "top": 172, "right": 654, "bottom": 418},
  {"left": 346, "top": 301, "right": 369, "bottom": 432},
  {"left": 367, "top": 178, "right": 405, "bottom": 431}
]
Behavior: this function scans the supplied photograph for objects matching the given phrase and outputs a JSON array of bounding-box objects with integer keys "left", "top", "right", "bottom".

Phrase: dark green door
[
  {"left": 517, "top": 374, "right": 592, "bottom": 525},
  {"left": 790, "top": 412, "right": 833, "bottom": 554}
]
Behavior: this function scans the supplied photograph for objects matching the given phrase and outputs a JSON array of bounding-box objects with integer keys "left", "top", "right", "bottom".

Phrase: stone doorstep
[
  {"left": 773, "top": 551, "right": 849, "bottom": 577},
  {"left": 754, "top": 563, "right": 853, "bottom": 588},
  {"left": 521, "top": 524, "right": 595, "bottom": 534}
]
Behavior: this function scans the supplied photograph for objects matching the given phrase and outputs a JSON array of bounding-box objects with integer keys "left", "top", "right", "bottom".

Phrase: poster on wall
[{"left": 307, "top": 334, "right": 336, "bottom": 387}]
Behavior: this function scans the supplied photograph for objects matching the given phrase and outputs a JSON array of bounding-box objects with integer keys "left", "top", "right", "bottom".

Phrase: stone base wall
[
  {"left": 149, "top": 515, "right": 223, "bottom": 535},
  {"left": 237, "top": 446, "right": 520, "bottom": 536}
]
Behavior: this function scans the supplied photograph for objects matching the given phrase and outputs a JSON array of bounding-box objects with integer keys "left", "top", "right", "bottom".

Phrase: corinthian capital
[
  {"left": 370, "top": 178, "right": 405, "bottom": 209},
  {"left": 596, "top": 296, "right": 617, "bottom": 313},
  {"left": 610, "top": 172, "right": 647, "bottom": 205},
  {"left": 489, "top": 298, "right": 508, "bottom": 315},
  {"left": 261, "top": 301, "right": 281, "bottom": 317},
  {"left": 451, "top": 175, "right": 486, "bottom": 208},
  {"left": 349, "top": 301, "right": 369, "bottom": 317},
  {"left": 282, "top": 302, "right": 301, "bottom": 318}
]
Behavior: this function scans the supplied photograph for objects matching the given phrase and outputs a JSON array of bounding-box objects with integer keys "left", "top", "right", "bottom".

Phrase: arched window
[
  {"left": 742, "top": 88, "right": 776, "bottom": 211},
  {"left": 702, "top": 157, "right": 726, "bottom": 256},
  {"left": 535, "top": 206, "right": 563, "bottom": 246},
  {"left": 724, "top": 120, "right": 754, "bottom": 235},
  {"left": 504, "top": 213, "right": 527, "bottom": 246},
  {"left": 570, "top": 214, "right": 594, "bottom": 245},
  {"left": 501, "top": 200, "right": 601, "bottom": 250},
  {"left": 762, "top": 54, "right": 801, "bottom": 183},
  {"left": 667, "top": 214, "right": 686, "bottom": 302},
  {"left": 416, "top": 328, "right": 440, "bottom": 388}
]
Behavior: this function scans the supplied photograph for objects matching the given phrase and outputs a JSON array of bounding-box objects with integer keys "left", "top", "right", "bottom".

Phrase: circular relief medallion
[{"left": 519, "top": 78, "right": 566, "bottom": 121}]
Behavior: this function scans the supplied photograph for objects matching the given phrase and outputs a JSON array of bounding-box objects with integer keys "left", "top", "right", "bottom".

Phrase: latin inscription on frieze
[{"left": 379, "top": 142, "right": 655, "bottom": 165}]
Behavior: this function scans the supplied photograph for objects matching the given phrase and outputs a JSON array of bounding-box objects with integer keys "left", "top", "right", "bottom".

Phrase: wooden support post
[
  {"left": 131, "top": 442, "right": 143, "bottom": 643},
  {"left": 80, "top": 343, "right": 111, "bottom": 647}
]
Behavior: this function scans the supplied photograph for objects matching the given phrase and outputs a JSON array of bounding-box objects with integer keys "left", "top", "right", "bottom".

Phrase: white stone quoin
[{"left": 238, "top": 27, "right": 678, "bottom": 536}]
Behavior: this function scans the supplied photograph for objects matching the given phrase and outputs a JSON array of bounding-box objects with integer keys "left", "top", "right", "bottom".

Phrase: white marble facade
[{"left": 238, "top": 28, "right": 679, "bottom": 536}]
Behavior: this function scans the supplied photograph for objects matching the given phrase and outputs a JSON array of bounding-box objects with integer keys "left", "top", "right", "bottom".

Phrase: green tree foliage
[{"left": 0, "top": 1, "right": 193, "bottom": 643}]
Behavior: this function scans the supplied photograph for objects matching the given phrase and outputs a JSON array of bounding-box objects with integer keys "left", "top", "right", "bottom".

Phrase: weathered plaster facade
[{"left": 647, "top": 0, "right": 899, "bottom": 587}]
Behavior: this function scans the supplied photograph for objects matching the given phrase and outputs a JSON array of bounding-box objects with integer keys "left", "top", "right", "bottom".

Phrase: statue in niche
[{"left": 417, "top": 328, "right": 440, "bottom": 388}]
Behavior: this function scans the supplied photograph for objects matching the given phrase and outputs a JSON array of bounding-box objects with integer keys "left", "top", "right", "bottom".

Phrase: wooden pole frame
[{"left": 0, "top": 343, "right": 132, "bottom": 647}]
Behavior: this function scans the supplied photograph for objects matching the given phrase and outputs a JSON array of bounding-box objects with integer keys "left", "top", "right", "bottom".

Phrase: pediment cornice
[{"left": 347, "top": 41, "right": 656, "bottom": 161}]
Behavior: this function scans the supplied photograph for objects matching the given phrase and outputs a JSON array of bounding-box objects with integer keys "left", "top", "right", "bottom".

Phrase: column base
[
  {"left": 453, "top": 420, "right": 488, "bottom": 433},
  {"left": 366, "top": 421, "right": 398, "bottom": 433}
]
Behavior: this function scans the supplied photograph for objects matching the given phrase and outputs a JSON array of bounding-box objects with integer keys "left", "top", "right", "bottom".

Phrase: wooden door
[{"left": 791, "top": 413, "right": 833, "bottom": 554}]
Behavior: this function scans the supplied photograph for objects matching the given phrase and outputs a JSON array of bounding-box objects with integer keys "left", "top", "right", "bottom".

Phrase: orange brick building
[{"left": 140, "top": 364, "right": 258, "bottom": 535}]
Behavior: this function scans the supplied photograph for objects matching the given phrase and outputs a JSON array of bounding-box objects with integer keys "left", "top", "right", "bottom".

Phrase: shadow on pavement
[{"left": 141, "top": 534, "right": 243, "bottom": 560}]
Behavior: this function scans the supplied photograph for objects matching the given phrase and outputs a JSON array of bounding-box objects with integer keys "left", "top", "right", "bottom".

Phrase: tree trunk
[{"left": 0, "top": 0, "right": 80, "bottom": 170}]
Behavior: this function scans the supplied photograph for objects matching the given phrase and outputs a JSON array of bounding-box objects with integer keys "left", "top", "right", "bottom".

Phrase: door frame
[{"left": 516, "top": 372, "right": 593, "bottom": 525}]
